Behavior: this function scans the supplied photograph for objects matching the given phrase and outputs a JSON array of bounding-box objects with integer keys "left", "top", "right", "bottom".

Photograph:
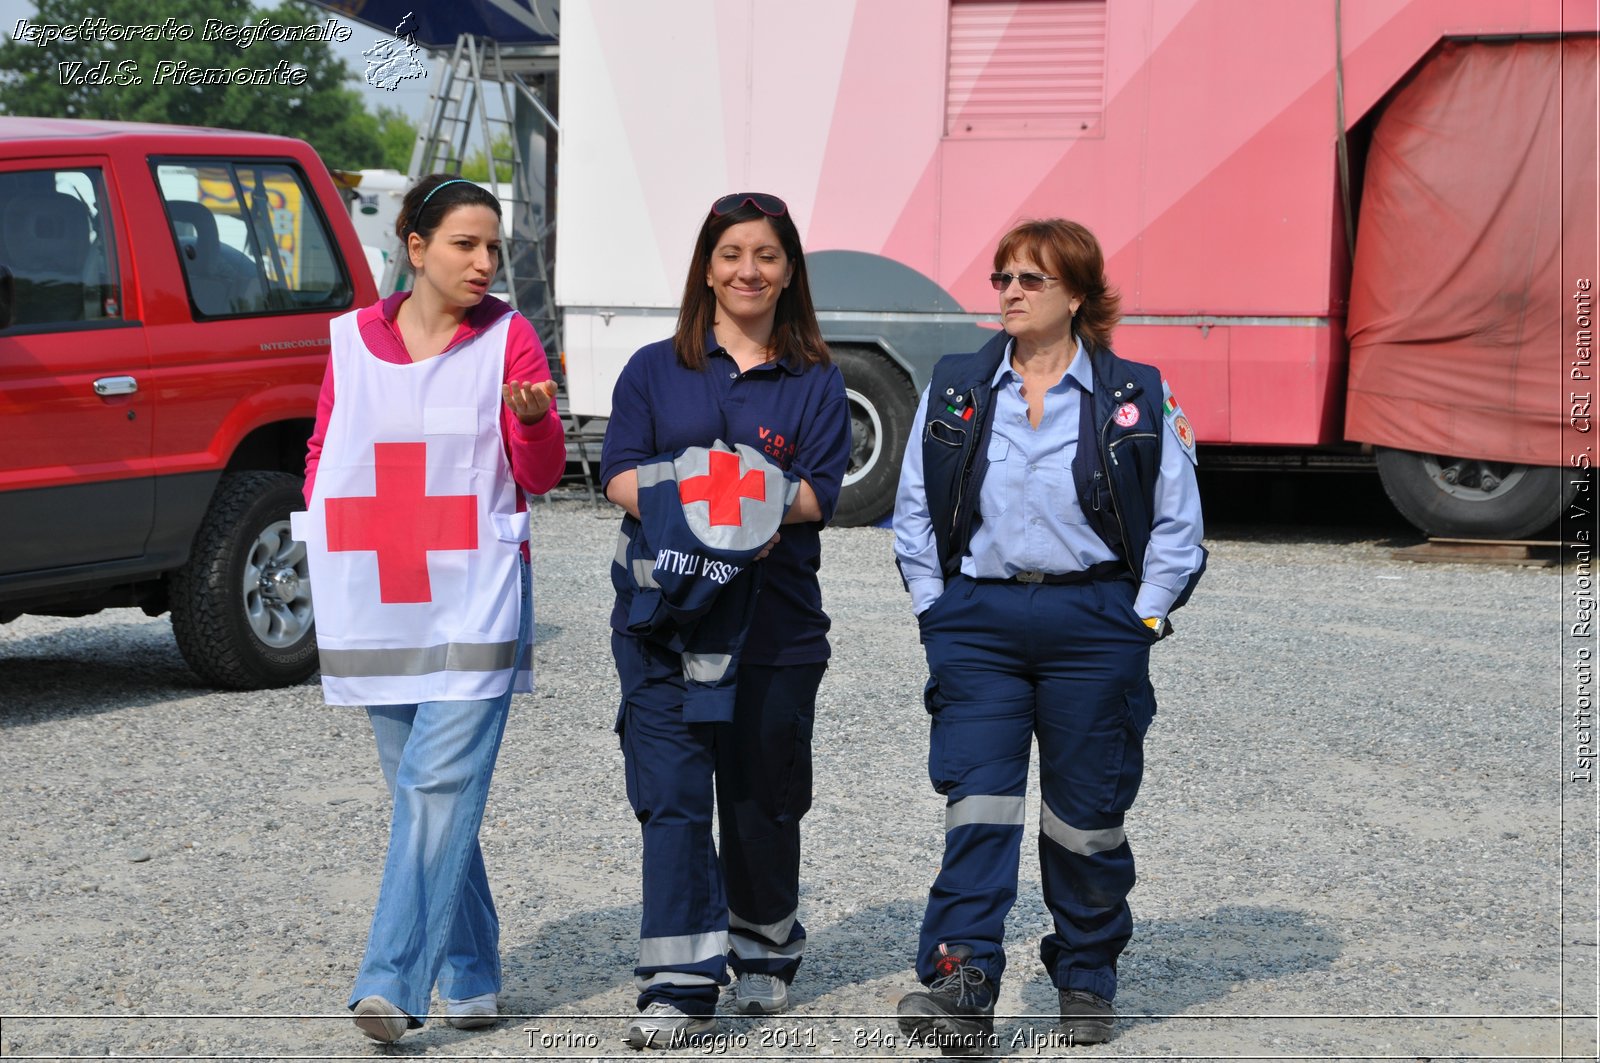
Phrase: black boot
[
  {"left": 896, "top": 944, "right": 996, "bottom": 1056},
  {"left": 1055, "top": 988, "right": 1115, "bottom": 1045}
]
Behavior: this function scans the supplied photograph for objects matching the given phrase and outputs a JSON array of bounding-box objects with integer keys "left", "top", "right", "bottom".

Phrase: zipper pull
[{"left": 1091, "top": 470, "right": 1103, "bottom": 510}]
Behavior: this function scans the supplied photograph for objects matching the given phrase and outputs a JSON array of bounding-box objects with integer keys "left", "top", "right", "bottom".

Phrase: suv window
[
  {"left": 154, "top": 160, "right": 352, "bottom": 319},
  {"left": 0, "top": 167, "right": 122, "bottom": 329}
]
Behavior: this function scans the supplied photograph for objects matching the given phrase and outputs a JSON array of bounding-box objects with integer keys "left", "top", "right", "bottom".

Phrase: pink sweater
[{"left": 303, "top": 291, "right": 566, "bottom": 508}]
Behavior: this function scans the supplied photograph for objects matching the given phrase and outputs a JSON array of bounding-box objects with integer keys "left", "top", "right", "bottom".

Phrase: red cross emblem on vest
[
  {"left": 678, "top": 447, "right": 766, "bottom": 527},
  {"left": 325, "top": 442, "right": 478, "bottom": 603}
]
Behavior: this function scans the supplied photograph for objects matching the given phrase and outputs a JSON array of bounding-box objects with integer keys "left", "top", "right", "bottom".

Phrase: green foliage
[
  {"left": 0, "top": 0, "right": 385, "bottom": 170},
  {"left": 374, "top": 105, "right": 417, "bottom": 172},
  {"left": 461, "top": 133, "right": 513, "bottom": 183}
]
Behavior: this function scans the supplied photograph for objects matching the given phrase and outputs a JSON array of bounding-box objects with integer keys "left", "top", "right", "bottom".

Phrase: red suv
[{"left": 0, "top": 118, "right": 378, "bottom": 688}]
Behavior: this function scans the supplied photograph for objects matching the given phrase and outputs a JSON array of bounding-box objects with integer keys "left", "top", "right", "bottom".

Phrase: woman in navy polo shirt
[{"left": 600, "top": 193, "right": 850, "bottom": 1047}]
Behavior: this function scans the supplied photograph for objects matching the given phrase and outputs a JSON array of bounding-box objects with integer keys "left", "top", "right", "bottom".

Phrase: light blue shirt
[{"left": 894, "top": 337, "right": 1204, "bottom": 620}]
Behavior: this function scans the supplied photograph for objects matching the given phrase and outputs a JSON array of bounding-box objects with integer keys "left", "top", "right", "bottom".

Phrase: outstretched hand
[{"left": 502, "top": 379, "right": 558, "bottom": 425}]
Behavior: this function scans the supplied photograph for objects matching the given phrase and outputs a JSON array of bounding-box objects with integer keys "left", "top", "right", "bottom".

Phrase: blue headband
[{"left": 420, "top": 178, "right": 471, "bottom": 206}]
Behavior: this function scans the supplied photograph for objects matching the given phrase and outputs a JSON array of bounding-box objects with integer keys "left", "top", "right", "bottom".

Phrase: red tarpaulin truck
[{"left": 555, "top": 0, "right": 1597, "bottom": 534}]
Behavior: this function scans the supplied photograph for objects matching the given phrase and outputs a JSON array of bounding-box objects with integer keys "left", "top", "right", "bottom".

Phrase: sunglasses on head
[
  {"left": 711, "top": 192, "right": 788, "bottom": 217},
  {"left": 990, "top": 272, "right": 1059, "bottom": 292}
]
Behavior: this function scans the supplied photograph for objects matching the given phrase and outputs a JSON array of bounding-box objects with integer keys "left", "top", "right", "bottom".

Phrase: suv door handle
[{"left": 93, "top": 376, "right": 139, "bottom": 396}]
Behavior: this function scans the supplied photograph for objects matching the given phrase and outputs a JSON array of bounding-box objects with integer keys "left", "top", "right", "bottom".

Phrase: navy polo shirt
[{"left": 600, "top": 334, "right": 850, "bottom": 666}]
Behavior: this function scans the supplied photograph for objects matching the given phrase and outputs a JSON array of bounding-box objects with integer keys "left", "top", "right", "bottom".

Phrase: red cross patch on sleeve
[{"left": 1161, "top": 379, "right": 1199, "bottom": 466}]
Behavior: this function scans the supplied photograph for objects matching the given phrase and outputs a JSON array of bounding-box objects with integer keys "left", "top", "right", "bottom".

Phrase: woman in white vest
[{"left": 296, "top": 174, "right": 564, "bottom": 1042}]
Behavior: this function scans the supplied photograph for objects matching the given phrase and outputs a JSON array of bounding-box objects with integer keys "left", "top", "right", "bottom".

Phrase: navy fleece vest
[{"left": 919, "top": 331, "right": 1198, "bottom": 611}]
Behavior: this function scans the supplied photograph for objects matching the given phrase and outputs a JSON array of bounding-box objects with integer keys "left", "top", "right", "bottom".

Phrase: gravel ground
[{"left": 0, "top": 493, "right": 1594, "bottom": 1061}]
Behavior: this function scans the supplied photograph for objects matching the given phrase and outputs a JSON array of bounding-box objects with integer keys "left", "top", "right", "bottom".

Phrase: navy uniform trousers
[
  {"left": 915, "top": 574, "right": 1157, "bottom": 1003},
  {"left": 613, "top": 631, "right": 825, "bottom": 1016}
]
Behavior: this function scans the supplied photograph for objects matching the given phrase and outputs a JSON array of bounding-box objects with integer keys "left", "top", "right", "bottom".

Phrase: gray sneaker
[
  {"left": 732, "top": 972, "right": 790, "bottom": 1014},
  {"left": 625, "top": 1001, "right": 717, "bottom": 1050},
  {"left": 444, "top": 991, "right": 500, "bottom": 1030},
  {"left": 352, "top": 995, "right": 409, "bottom": 1043}
]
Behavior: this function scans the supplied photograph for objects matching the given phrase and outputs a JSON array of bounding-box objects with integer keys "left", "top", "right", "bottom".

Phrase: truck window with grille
[{"left": 946, "top": 0, "right": 1108, "bottom": 138}]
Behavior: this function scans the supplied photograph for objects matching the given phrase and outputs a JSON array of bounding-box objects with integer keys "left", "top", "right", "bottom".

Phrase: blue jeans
[{"left": 347, "top": 563, "right": 529, "bottom": 1023}]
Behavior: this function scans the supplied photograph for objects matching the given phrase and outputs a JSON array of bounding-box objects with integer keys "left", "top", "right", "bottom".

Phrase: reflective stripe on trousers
[
  {"left": 613, "top": 633, "right": 824, "bottom": 1011},
  {"left": 915, "top": 575, "right": 1157, "bottom": 1003}
]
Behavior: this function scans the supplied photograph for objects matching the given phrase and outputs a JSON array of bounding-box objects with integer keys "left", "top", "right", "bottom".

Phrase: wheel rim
[
  {"left": 843, "top": 387, "right": 883, "bottom": 488},
  {"left": 242, "top": 518, "right": 312, "bottom": 649},
  {"left": 1420, "top": 455, "right": 1529, "bottom": 503}
]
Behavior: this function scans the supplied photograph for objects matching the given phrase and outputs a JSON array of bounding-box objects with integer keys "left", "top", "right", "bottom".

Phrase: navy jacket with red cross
[
  {"left": 919, "top": 329, "right": 1204, "bottom": 611},
  {"left": 612, "top": 441, "right": 800, "bottom": 722}
]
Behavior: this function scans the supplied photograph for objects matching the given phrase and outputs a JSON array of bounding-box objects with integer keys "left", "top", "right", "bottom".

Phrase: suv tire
[{"left": 170, "top": 471, "right": 317, "bottom": 690}]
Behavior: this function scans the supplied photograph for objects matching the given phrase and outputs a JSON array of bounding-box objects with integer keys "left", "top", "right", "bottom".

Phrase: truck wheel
[
  {"left": 170, "top": 471, "right": 317, "bottom": 689},
  {"left": 833, "top": 345, "right": 915, "bottom": 527},
  {"left": 1374, "top": 447, "right": 1575, "bottom": 539}
]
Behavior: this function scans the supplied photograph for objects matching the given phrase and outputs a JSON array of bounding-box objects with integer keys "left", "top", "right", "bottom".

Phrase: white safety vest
[{"left": 291, "top": 308, "right": 532, "bottom": 706}]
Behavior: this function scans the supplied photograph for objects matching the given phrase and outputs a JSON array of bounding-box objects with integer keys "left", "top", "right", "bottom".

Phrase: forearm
[
  {"left": 501, "top": 314, "right": 564, "bottom": 495},
  {"left": 605, "top": 468, "right": 640, "bottom": 519},
  {"left": 893, "top": 388, "right": 943, "bottom": 613},
  {"left": 781, "top": 479, "right": 823, "bottom": 524},
  {"left": 303, "top": 362, "right": 336, "bottom": 504},
  {"left": 1137, "top": 425, "right": 1206, "bottom": 618},
  {"left": 505, "top": 403, "right": 565, "bottom": 496}
]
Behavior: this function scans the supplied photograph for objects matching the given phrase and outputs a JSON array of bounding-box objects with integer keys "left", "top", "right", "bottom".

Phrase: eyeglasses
[
  {"left": 990, "top": 272, "right": 1058, "bottom": 292},
  {"left": 711, "top": 192, "right": 788, "bottom": 217}
]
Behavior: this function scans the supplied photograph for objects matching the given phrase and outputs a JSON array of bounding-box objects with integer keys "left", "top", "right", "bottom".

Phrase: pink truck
[{"left": 554, "top": 0, "right": 1596, "bottom": 533}]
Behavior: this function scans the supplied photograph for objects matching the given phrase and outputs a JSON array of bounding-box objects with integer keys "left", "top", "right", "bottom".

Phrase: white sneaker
[
  {"left": 732, "top": 972, "right": 790, "bottom": 1015},
  {"left": 353, "top": 995, "right": 409, "bottom": 1042},
  {"left": 445, "top": 991, "right": 500, "bottom": 1029},
  {"left": 625, "top": 1001, "right": 716, "bottom": 1049}
]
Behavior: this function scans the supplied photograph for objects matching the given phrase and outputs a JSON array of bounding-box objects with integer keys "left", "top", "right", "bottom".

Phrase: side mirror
[{"left": 0, "top": 264, "right": 13, "bottom": 330}]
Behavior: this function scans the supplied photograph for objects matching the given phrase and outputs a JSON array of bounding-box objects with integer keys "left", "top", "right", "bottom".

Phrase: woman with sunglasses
[
  {"left": 891, "top": 219, "right": 1205, "bottom": 1052},
  {"left": 298, "top": 174, "right": 563, "bottom": 1042},
  {"left": 600, "top": 192, "right": 850, "bottom": 1047}
]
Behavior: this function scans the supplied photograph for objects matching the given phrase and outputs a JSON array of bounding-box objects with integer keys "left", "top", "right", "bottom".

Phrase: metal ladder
[
  {"left": 386, "top": 34, "right": 598, "bottom": 502},
  {"left": 383, "top": 36, "right": 542, "bottom": 318}
]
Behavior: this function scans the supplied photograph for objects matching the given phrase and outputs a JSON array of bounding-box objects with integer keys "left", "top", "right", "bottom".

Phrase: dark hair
[
  {"left": 994, "top": 219, "right": 1121, "bottom": 350},
  {"left": 672, "top": 198, "right": 830, "bottom": 371},
  {"left": 394, "top": 174, "right": 502, "bottom": 270}
]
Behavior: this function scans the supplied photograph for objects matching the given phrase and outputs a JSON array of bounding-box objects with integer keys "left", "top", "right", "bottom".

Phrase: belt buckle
[{"left": 1015, "top": 569, "right": 1045, "bottom": 584}]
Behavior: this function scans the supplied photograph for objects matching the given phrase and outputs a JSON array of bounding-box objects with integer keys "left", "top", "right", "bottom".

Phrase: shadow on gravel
[
  {"left": 0, "top": 623, "right": 213, "bottom": 724},
  {"left": 1198, "top": 468, "right": 1422, "bottom": 547},
  {"left": 395, "top": 902, "right": 1336, "bottom": 1053},
  {"left": 501, "top": 902, "right": 645, "bottom": 1013},
  {"left": 0, "top": 618, "right": 566, "bottom": 726},
  {"left": 799, "top": 898, "right": 930, "bottom": 999},
  {"left": 1206, "top": 523, "right": 1423, "bottom": 550},
  {"left": 497, "top": 899, "right": 933, "bottom": 1016},
  {"left": 1014, "top": 903, "right": 1342, "bottom": 1040}
]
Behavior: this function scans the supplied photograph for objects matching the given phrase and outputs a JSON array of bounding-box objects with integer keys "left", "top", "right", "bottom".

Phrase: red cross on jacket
[{"left": 677, "top": 447, "right": 767, "bottom": 527}]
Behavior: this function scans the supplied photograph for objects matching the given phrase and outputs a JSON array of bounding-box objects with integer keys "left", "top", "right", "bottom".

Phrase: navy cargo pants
[
  {"left": 914, "top": 574, "right": 1158, "bottom": 1003},
  {"left": 613, "top": 632, "right": 823, "bottom": 1016}
]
